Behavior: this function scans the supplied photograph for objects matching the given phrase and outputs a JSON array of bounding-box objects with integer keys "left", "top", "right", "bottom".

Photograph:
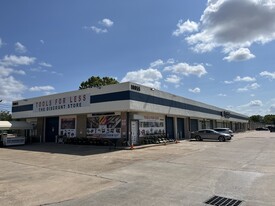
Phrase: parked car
[
  {"left": 268, "top": 126, "right": 275, "bottom": 132},
  {"left": 255, "top": 127, "right": 269, "bottom": 131},
  {"left": 191, "top": 129, "right": 231, "bottom": 142},
  {"left": 214, "top": 128, "right": 234, "bottom": 137}
]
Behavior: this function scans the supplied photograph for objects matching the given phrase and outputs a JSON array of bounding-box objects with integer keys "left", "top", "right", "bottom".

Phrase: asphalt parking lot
[{"left": 1, "top": 131, "right": 275, "bottom": 206}]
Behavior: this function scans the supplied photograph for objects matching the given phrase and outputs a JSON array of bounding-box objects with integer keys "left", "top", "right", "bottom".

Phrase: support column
[
  {"left": 185, "top": 117, "right": 190, "bottom": 139},
  {"left": 76, "top": 115, "right": 87, "bottom": 137},
  {"left": 37, "top": 117, "right": 44, "bottom": 143},
  {"left": 173, "top": 117, "right": 177, "bottom": 140}
]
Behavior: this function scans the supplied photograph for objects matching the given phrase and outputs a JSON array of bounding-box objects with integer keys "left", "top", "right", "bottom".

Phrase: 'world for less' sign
[{"left": 34, "top": 94, "right": 89, "bottom": 112}]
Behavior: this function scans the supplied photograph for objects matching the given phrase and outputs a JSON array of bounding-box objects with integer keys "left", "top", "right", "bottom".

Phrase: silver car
[
  {"left": 191, "top": 129, "right": 231, "bottom": 142},
  {"left": 214, "top": 128, "right": 234, "bottom": 137}
]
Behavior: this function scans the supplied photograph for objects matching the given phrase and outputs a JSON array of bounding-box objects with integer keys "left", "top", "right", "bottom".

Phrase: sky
[{"left": 1, "top": 0, "right": 275, "bottom": 116}]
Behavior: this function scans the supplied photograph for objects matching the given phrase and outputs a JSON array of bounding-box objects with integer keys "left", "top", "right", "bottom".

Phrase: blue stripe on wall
[
  {"left": 12, "top": 90, "right": 248, "bottom": 121},
  {"left": 90, "top": 91, "right": 248, "bottom": 121},
  {"left": 12, "top": 104, "right": 33, "bottom": 113}
]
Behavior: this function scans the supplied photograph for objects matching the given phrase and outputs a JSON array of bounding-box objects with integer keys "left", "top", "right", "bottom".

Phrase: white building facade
[{"left": 12, "top": 82, "right": 248, "bottom": 145}]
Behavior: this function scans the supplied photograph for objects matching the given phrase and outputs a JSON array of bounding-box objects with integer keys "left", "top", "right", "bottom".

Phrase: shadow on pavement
[{"left": 2, "top": 143, "right": 123, "bottom": 156}]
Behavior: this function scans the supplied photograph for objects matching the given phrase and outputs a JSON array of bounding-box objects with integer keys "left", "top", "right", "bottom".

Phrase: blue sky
[{"left": 1, "top": 0, "right": 275, "bottom": 116}]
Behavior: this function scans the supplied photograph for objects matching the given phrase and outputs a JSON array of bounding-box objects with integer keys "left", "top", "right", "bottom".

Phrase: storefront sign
[
  {"left": 87, "top": 115, "right": 121, "bottom": 139},
  {"left": 34, "top": 94, "right": 89, "bottom": 112},
  {"left": 221, "top": 111, "right": 231, "bottom": 118},
  {"left": 59, "top": 116, "right": 76, "bottom": 137},
  {"left": 135, "top": 114, "right": 165, "bottom": 137},
  {"left": 131, "top": 84, "right": 140, "bottom": 91}
]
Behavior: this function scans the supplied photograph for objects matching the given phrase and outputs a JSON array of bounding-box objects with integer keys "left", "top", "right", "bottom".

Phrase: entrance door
[
  {"left": 166, "top": 117, "right": 174, "bottom": 139},
  {"left": 190, "top": 119, "right": 198, "bottom": 131},
  {"left": 45, "top": 117, "right": 59, "bottom": 142},
  {"left": 177, "top": 118, "right": 185, "bottom": 139},
  {"left": 131, "top": 120, "right": 139, "bottom": 145}
]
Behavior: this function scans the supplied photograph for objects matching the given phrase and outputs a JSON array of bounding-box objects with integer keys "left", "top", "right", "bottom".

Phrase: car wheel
[
  {"left": 195, "top": 135, "right": 202, "bottom": 141},
  {"left": 219, "top": 136, "right": 225, "bottom": 142}
]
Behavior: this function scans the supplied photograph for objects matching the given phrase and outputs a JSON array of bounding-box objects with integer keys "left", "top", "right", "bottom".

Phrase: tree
[
  {"left": 263, "top": 114, "right": 275, "bottom": 125},
  {"left": 79, "top": 76, "right": 119, "bottom": 90},
  {"left": 249, "top": 115, "right": 263, "bottom": 123},
  {"left": 0, "top": 110, "right": 12, "bottom": 121},
  {"left": 250, "top": 114, "right": 275, "bottom": 125}
]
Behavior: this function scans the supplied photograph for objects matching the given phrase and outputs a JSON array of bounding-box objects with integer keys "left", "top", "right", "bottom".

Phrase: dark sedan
[
  {"left": 255, "top": 127, "right": 269, "bottom": 131},
  {"left": 191, "top": 129, "right": 231, "bottom": 142}
]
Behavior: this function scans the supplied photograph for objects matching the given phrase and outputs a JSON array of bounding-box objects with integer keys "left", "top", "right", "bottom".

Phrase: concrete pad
[{"left": 0, "top": 131, "right": 275, "bottom": 205}]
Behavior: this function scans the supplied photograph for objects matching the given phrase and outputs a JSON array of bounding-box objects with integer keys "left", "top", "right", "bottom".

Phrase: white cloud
[
  {"left": 250, "top": 83, "right": 260, "bottom": 89},
  {"left": 0, "top": 64, "right": 27, "bottom": 105},
  {"left": 234, "top": 76, "right": 256, "bottom": 82},
  {"left": 233, "top": 100, "right": 264, "bottom": 115},
  {"left": 150, "top": 59, "right": 164, "bottom": 68},
  {"left": 172, "top": 19, "right": 199, "bottom": 36},
  {"left": 249, "top": 100, "right": 263, "bottom": 107},
  {"left": 84, "top": 18, "right": 114, "bottom": 34},
  {"left": 224, "top": 75, "right": 256, "bottom": 85},
  {"left": 40, "top": 40, "right": 44, "bottom": 44},
  {"left": 91, "top": 26, "right": 108, "bottom": 34},
  {"left": 237, "top": 87, "right": 248, "bottom": 92},
  {"left": 15, "top": 42, "right": 27, "bottom": 53},
  {"left": 180, "top": 0, "right": 275, "bottom": 54},
  {"left": 150, "top": 59, "right": 176, "bottom": 68},
  {"left": 223, "top": 48, "right": 255, "bottom": 62},
  {"left": 242, "top": 100, "right": 263, "bottom": 107},
  {"left": 224, "top": 80, "right": 233, "bottom": 84},
  {"left": 237, "top": 83, "right": 260, "bottom": 92},
  {"left": 0, "top": 55, "right": 36, "bottom": 67},
  {"left": 121, "top": 68, "right": 162, "bottom": 89},
  {"left": 0, "top": 76, "right": 26, "bottom": 103},
  {"left": 167, "top": 58, "right": 175, "bottom": 64},
  {"left": 83, "top": 26, "right": 105, "bottom": 33},
  {"left": 30, "top": 67, "right": 47, "bottom": 73},
  {"left": 218, "top": 93, "right": 227, "bottom": 97},
  {"left": 29, "top": 85, "right": 55, "bottom": 92},
  {"left": 269, "top": 104, "right": 275, "bottom": 113},
  {"left": 189, "top": 87, "right": 201, "bottom": 93},
  {"left": 99, "top": 18, "right": 114, "bottom": 27},
  {"left": 260, "top": 71, "right": 275, "bottom": 79},
  {"left": 39, "top": 62, "right": 52, "bottom": 67},
  {"left": 165, "top": 74, "right": 181, "bottom": 84},
  {"left": 164, "top": 62, "right": 207, "bottom": 77},
  {"left": 0, "top": 66, "right": 25, "bottom": 76},
  {"left": 230, "top": 98, "right": 275, "bottom": 116}
]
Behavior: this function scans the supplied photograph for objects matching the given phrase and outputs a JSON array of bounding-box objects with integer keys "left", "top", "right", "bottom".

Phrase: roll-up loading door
[{"left": 166, "top": 117, "right": 174, "bottom": 139}]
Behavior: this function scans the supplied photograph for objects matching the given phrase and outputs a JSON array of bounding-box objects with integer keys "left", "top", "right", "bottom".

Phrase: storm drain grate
[{"left": 204, "top": 195, "right": 243, "bottom": 206}]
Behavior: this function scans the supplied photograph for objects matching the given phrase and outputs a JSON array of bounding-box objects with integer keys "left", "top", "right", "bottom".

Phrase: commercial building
[{"left": 12, "top": 82, "right": 248, "bottom": 145}]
